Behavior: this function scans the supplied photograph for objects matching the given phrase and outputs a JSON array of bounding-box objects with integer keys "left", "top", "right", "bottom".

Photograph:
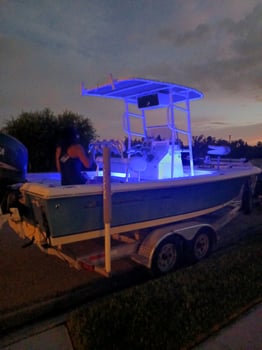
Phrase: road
[
  {"left": 0, "top": 214, "right": 150, "bottom": 334},
  {"left": 0, "top": 204, "right": 262, "bottom": 334}
]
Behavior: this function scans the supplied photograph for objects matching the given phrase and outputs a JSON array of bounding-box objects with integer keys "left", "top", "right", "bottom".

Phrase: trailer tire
[
  {"left": 0, "top": 189, "right": 19, "bottom": 214},
  {"left": 190, "top": 229, "right": 212, "bottom": 262},
  {"left": 241, "top": 184, "right": 253, "bottom": 215},
  {"left": 151, "top": 237, "right": 181, "bottom": 276}
]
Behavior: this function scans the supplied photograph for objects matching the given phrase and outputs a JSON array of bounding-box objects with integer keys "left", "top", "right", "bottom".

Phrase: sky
[{"left": 0, "top": 0, "right": 262, "bottom": 145}]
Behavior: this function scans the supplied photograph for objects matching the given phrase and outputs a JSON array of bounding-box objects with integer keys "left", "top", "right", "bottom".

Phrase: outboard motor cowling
[{"left": 0, "top": 133, "right": 28, "bottom": 213}]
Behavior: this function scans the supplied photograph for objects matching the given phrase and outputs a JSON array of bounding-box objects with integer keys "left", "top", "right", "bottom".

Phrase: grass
[{"left": 67, "top": 227, "right": 262, "bottom": 350}]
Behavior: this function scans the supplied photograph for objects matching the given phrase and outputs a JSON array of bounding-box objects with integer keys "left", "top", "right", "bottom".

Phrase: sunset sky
[{"left": 1, "top": 0, "right": 261, "bottom": 145}]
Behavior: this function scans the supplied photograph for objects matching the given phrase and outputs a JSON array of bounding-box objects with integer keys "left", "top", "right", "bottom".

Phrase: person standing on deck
[{"left": 55, "top": 126, "right": 91, "bottom": 185}]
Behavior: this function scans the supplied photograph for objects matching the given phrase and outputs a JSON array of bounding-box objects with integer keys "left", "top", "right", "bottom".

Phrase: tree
[
  {"left": 57, "top": 110, "right": 96, "bottom": 150},
  {"left": 229, "top": 139, "right": 248, "bottom": 159},
  {"left": 192, "top": 135, "right": 209, "bottom": 161},
  {"left": 2, "top": 108, "right": 96, "bottom": 172}
]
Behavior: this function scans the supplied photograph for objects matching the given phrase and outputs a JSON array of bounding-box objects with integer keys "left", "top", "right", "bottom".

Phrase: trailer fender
[{"left": 134, "top": 222, "right": 216, "bottom": 273}]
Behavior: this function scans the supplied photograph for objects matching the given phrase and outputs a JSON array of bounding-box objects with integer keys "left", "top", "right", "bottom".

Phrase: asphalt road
[
  {"left": 0, "top": 215, "right": 150, "bottom": 334},
  {"left": 1, "top": 204, "right": 262, "bottom": 334}
]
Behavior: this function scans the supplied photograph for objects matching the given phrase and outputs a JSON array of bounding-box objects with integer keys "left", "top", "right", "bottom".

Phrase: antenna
[{"left": 109, "top": 73, "right": 116, "bottom": 89}]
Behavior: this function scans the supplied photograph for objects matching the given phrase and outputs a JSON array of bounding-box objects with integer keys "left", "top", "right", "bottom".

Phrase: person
[{"left": 55, "top": 126, "right": 91, "bottom": 185}]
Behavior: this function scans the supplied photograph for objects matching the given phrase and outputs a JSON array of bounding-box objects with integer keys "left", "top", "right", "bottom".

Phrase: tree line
[
  {"left": 1, "top": 108, "right": 96, "bottom": 172},
  {"left": 192, "top": 135, "right": 262, "bottom": 161},
  {"left": 1, "top": 108, "right": 261, "bottom": 172}
]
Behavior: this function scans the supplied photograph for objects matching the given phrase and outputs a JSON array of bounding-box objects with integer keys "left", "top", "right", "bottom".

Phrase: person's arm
[
  {"left": 76, "top": 144, "right": 90, "bottom": 168},
  {"left": 55, "top": 146, "right": 62, "bottom": 172}
]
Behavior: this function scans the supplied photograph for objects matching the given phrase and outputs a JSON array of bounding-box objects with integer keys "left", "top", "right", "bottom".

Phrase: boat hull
[{"left": 18, "top": 172, "right": 254, "bottom": 240}]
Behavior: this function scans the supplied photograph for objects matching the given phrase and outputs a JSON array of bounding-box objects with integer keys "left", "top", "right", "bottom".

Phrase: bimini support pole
[
  {"left": 96, "top": 146, "right": 112, "bottom": 277},
  {"left": 185, "top": 93, "right": 194, "bottom": 176},
  {"left": 103, "top": 146, "right": 112, "bottom": 275}
]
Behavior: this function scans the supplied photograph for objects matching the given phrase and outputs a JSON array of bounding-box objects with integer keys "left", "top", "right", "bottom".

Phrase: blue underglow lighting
[
  {"left": 90, "top": 171, "right": 127, "bottom": 179},
  {"left": 111, "top": 172, "right": 126, "bottom": 178}
]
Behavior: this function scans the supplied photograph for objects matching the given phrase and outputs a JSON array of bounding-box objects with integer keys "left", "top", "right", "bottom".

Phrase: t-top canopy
[
  {"left": 82, "top": 78, "right": 203, "bottom": 107},
  {"left": 82, "top": 77, "right": 203, "bottom": 176}
]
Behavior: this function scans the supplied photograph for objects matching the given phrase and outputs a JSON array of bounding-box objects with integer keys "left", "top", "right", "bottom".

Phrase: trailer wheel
[
  {"left": 1, "top": 189, "right": 20, "bottom": 214},
  {"left": 151, "top": 237, "right": 180, "bottom": 276},
  {"left": 190, "top": 229, "right": 212, "bottom": 262},
  {"left": 241, "top": 183, "right": 253, "bottom": 214}
]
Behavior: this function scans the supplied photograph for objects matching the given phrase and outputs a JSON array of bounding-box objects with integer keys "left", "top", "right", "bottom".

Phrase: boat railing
[{"left": 200, "top": 155, "right": 250, "bottom": 170}]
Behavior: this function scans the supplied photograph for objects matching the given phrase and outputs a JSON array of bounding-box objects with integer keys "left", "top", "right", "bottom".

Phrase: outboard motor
[{"left": 0, "top": 132, "right": 28, "bottom": 213}]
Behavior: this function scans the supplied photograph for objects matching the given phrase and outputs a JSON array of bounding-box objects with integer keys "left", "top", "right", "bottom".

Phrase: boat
[{"left": 1, "top": 78, "right": 261, "bottom": 249}]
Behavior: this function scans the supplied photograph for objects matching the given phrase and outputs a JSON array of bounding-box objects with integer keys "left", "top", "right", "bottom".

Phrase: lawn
[{"left": 67, "top": 213, "right": 262, "bottom": 350}]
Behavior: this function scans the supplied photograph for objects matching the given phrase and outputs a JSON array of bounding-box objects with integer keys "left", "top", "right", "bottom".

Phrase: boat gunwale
[{"left": 19, "top": 166, "right": 261, "bottom": 199}]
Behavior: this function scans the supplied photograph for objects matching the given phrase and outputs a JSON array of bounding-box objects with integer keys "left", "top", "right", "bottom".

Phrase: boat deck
[{"left": 25, "top": 159, "right": 256, "bottom": 190}]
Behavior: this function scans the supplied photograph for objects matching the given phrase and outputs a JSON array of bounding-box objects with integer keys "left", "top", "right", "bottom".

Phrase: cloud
[
  {"left": 159, "top": 23, "right": 212, "bottom": 47},
  {"left": 207, "top": 123, "right": 262, "bottom": 145},
  {"left": 155, "top": 2, "right": 262, "bottom": 92},
  {"left": 209, "top": 121, "right": 230, "bottom": 126},
  {"left": 255, "top": 95, "right": 262, "bottom": 102},
  {"left": 0, "top": 0, "right": 261, "bottom": 146}
]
